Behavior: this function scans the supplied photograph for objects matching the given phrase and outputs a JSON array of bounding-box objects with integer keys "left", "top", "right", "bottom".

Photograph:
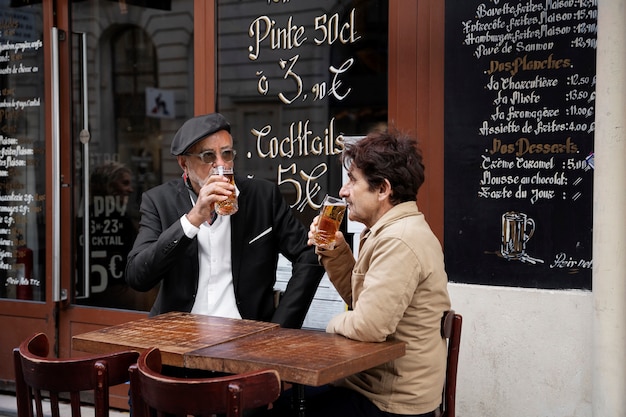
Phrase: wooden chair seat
[
  {"left": 13, "top": 332, "right": 139, "bottom": 417},
  {"left": 129, "top": 346, "right": 281, "bottom": 417}
]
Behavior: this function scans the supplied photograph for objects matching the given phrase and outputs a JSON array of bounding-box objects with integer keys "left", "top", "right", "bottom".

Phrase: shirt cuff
[{"left": 180, "top": 214, "right": 200, "bottom": 238}]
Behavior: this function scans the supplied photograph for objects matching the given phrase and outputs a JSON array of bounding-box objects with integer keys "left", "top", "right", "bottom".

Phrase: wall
[{"left": 449, "top": 284, "right": 592, "bottom": 417}]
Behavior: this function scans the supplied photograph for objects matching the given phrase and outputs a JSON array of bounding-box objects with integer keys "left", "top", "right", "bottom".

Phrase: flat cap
[{"left": 170, "top": 113, "right": 231, "bottom": 155}]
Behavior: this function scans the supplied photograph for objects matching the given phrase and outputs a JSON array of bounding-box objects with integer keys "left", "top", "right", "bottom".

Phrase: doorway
[
  {"left": 63, "top": 0, "right": 195, "bottom": 351},
  {"left": 0, "top": 2, "right": 197, "bottom": 404}
]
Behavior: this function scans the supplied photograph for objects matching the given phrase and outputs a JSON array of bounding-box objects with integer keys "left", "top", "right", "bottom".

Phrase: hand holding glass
[
  {"left": 312, "top": 195, "right": 346, "bottom": 249},
  {"left": 212, "top": 166, "right": 238, "bottom": 216}
]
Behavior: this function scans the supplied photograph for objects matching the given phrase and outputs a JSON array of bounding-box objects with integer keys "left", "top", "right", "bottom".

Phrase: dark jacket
[{"left": 125, "top": 175, "right": 324, "bottom": 328}]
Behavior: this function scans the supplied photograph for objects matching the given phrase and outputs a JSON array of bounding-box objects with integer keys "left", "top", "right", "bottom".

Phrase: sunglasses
[{"left": 185, "top": 149, "right": 237, "bottom": 164}]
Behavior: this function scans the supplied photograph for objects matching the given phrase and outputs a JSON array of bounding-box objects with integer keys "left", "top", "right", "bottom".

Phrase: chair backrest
[
  {"left": 129, "top": 347, "right": 281, "bottom": 417},
  {"left": 440, "top": 310, "right": 463, "bottom": 417},
  {"left": 13, "top": 332, "right": 139, "bottom": 417}
]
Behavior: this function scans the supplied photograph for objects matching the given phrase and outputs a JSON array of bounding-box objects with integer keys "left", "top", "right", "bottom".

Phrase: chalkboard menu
[
  {"left": 0, "top": 3, "right": 46, "bottom": 300},
  {"left": 443, "top": 1, "right": 596, "bottom": 289}
]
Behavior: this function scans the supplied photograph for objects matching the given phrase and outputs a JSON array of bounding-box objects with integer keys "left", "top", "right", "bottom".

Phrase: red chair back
[
  {"left": 129, "top": 347, "right": 281, "bottom": 417},
  {"left": 440, "top": 310, "right": 463, "bottom": 417},
  {"left": 13, "top": 332, "right": 139, "bottom": 417}
]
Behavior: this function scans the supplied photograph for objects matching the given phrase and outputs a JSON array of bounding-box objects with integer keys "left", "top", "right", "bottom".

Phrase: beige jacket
[{"left": 320, "top": 201, "right": 451, "bottom": 415}]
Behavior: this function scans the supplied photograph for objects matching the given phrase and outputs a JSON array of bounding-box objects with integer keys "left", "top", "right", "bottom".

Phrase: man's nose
[{"left": 214, "top": 153, "right": 228, "bottom": 166}]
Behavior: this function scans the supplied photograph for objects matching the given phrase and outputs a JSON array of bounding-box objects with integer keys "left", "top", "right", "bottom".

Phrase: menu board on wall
[
  {"left": 443, "top": 1, "right": 596, "bottom": 289},
  {"left": 0, "top": 2, "right": 46, "bottom": 301}
]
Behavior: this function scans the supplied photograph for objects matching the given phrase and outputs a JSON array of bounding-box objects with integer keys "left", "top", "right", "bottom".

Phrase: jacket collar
[{"left": 367, "top": 201, "right": 421, "bottom": 237}]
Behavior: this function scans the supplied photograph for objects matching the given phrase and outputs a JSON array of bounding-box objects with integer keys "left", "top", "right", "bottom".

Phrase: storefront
[
  {"left": 0, "top": 0, "right": 600, "bottom": 412},
  {"left": 0, "top": 0, "right": 444, "bottom": 407}
]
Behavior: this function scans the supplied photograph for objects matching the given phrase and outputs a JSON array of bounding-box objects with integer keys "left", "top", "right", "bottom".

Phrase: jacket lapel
[{"left": 230, "top": 176, "right": 247, "bottom": 290}]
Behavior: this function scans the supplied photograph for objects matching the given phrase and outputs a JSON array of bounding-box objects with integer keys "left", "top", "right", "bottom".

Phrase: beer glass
[
  {"left": 312, "top": 195, "right": 347, "bottom": 249},
  {"left": 212, "top": 166, "right": 238, "bottom": 216},
  {"left": 500, "top": 211, "right": 535, "bottom": 260}
]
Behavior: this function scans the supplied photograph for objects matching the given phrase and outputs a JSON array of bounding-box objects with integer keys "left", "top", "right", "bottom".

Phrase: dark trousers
[{"left": 266, "top": 385, "right": 438, "bottom": 417}]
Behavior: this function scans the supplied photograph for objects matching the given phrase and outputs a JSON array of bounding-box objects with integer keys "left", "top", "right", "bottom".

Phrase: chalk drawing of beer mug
[{"left": 500, "top": 211, "right": 535, "bottom": 260}]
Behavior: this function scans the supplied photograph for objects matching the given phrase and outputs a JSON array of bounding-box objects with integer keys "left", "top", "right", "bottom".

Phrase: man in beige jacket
[{"left": 270, "top": 129, "right": 451, "bottom": 417}]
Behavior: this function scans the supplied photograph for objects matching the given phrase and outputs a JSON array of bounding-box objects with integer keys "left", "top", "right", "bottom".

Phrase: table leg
[{"left": 291, "top": 383, "right": 306, "bottom": 417}]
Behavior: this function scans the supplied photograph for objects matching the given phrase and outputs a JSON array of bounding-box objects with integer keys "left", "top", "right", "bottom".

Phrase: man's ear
[
  {"left": 177, "top": 156, "right": 195, "bottom": 190},
  {"left": 177, "top": 155, "right": 187, "bottom": 172},
  {"left": 378, "top": 179, "right": 392, "bottom": 202}
]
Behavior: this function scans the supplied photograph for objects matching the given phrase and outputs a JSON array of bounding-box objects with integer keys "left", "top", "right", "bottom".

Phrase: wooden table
[
  {"left": 73, "top": 311, "right": 406, "bottom": 416},
  {"left": 72, "top": 311, "right": 279, "bottom": 367},
  {"left": 186, "top": 327, "right": 405, "bottom": 387}
]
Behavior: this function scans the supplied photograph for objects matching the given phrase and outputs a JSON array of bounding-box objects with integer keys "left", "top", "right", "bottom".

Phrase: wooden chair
[
  {"left": 13, "top": 332, "right": 139, "bottom": 417},
  {"left": 440, "top": 310, "right": 463, "bottom": 417},
  {"left": 129, "top": 347, "right": 281, "bottom": 417}
]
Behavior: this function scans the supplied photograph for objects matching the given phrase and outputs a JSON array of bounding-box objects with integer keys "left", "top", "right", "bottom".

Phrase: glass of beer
[
  {"left": 212, "top": 166, "right": 238, "bottom": 216},
  {"left": 312, "top": 195, "right": 347, "bottom": 249}
]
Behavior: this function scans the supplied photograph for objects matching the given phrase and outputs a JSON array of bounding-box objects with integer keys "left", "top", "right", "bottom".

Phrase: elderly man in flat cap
[{"left": 126, "top": 113, "right": 324, "bottom": 329}]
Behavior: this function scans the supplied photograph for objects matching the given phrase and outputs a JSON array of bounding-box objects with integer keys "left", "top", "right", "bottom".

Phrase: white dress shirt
[{"left": 180, "top": 193, "right": 241, "bottom": 319}]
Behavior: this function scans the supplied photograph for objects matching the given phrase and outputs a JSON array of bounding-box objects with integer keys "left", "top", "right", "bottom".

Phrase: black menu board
[
  {"left": 0, "top": 3, "right": 46, "bottom": 300},
  {"left": 443, "top": 1, "right": 596, "bottom": 289}
]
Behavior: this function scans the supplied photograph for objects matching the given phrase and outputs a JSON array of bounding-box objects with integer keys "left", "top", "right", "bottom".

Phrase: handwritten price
[
  {"left": 256, "top": 55, "right": 353, "bottom": 104},
  {"left": 278, "top": 163, "right": 326, "bottom": 212}
]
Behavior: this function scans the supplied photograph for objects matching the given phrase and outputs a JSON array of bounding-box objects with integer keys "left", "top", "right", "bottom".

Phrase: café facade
[{"left": 0, "top": 1, "right": 623, "bottom": 416}]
